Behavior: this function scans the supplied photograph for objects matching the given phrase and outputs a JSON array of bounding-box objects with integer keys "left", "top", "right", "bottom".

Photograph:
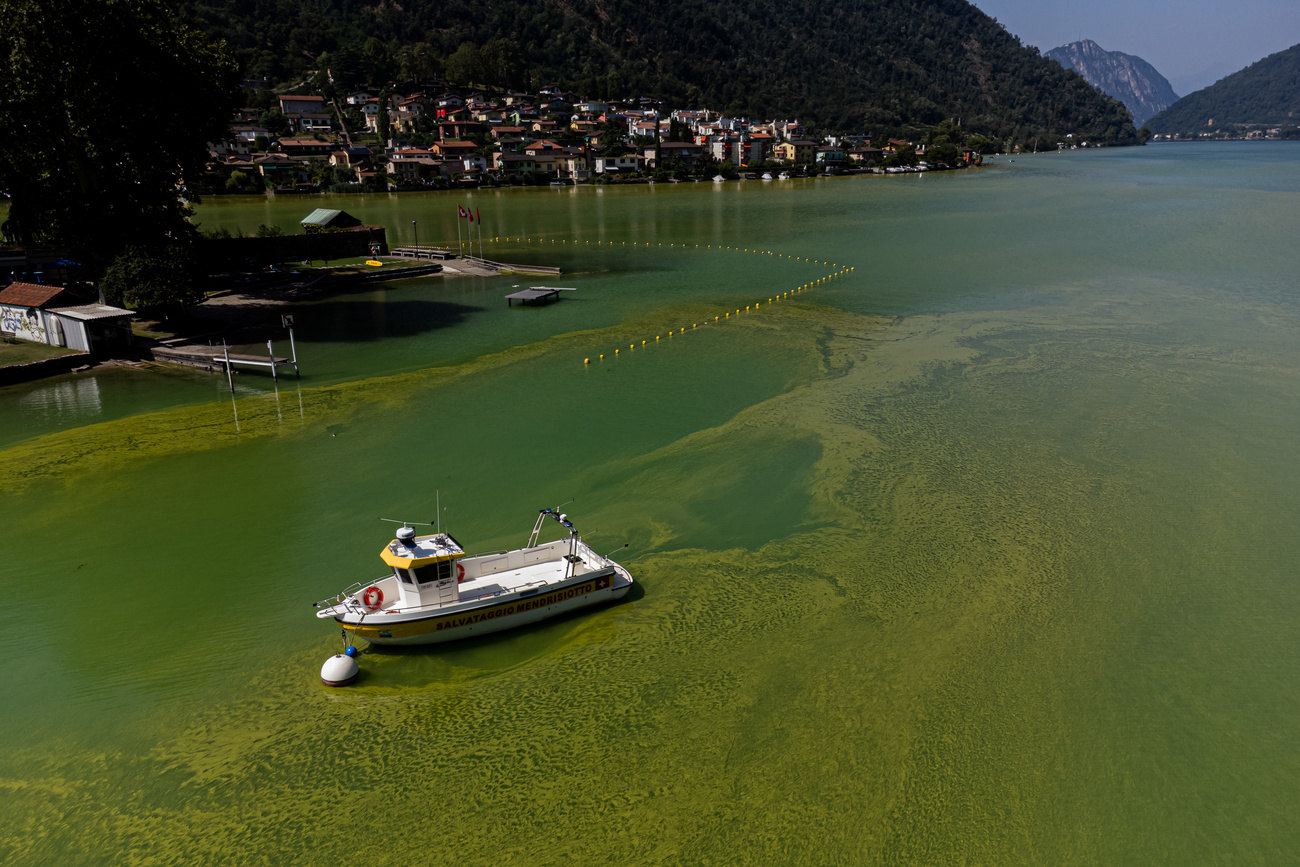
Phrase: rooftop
[{"left": 0, "top": 282, "right": 69, "bottom": 308}]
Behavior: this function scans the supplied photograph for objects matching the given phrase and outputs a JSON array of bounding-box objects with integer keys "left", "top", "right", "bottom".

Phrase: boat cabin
[{"left": 380, "top": 527, "right": 466, "bottom": 608}]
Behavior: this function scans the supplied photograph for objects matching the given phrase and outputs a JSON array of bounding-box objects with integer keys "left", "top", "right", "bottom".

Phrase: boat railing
[{"left": 313, "top": 577, "right": 384, "bottom": 614}]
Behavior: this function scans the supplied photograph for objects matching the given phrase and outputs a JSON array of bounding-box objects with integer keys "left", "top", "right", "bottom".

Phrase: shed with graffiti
[{"left": 0, "top": 282, "right": 135, "bottom": 356}]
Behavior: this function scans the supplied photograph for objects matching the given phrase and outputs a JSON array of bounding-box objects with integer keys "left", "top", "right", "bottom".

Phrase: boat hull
[{"left": 335, "top": 569, "right": 631, "bottom": 646}]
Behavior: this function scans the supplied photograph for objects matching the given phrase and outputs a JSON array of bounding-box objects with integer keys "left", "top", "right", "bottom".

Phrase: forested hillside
[
  {"left": 172, "top": 0, "right": 1138, "bottom": 146},
  {"left": 1147, "top": 43, "right": 1300, "bottom": 135}
]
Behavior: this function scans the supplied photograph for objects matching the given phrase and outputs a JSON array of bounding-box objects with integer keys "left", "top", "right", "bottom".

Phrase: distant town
[{"left": 209, "top": 82, "right": 986, "bottom": 195}]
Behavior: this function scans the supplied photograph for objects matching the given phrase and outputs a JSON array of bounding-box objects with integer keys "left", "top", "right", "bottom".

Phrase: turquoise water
[{"left": 2, "top": 143, "right": 1299, "bottom": 863}]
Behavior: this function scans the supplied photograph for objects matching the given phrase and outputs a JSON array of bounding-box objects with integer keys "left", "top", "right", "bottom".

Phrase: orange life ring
[
  {"left": 362, "top": 586, "right": 383, "bottom": 610},
  {"left": 456, "top": 562, "right": 465, "bottom": 583}
]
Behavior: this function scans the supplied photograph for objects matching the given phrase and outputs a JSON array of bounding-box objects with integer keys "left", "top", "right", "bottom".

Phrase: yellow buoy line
[{"left": 482, "top": 236, "right": 854, "bottom": 364}]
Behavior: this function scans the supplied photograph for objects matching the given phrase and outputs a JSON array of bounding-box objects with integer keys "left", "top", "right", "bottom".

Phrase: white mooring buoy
[{"left": 321, "top": 652, "right": 360, "bottom": 687}]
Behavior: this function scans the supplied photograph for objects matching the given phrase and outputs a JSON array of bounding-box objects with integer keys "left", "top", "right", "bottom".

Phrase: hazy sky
[{"left": 969, "top": 0, "right": 1300, "bottom": 96}]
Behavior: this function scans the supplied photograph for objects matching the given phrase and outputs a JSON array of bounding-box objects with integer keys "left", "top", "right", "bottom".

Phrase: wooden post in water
[{"left": 222, "top": 340, "right": 234, "bottom": 392}]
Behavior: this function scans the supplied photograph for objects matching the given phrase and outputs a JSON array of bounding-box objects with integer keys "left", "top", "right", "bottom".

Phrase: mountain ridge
[{"left": 1045, "top": 39, "right": 1177, "bottom": 128}]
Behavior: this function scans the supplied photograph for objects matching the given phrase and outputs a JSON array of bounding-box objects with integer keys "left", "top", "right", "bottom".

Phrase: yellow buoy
[
  {"left": 656, "top": 335, "right": 660, "bottom": 341},
  {"left": 615, "top": 349, "right": 619, "bottom": 354},
  {"left": 642, "top": 340, "right": 647, "bottom": 345},
  {"left": 584, "top": 358, "right": 590, "bottom": 364},
  {"left": 600, "top": 354, "right": 604, "bottom": 359}
]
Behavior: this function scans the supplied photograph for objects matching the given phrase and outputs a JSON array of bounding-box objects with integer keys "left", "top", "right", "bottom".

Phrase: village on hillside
[{"left": 209, "top": 83, "right": 982, "bottom": 194}]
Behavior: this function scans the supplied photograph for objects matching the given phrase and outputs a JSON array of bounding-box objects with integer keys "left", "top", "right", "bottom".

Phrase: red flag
[
  {"left": 458, "top": 205, "right": 467, "bottom": 218},
  {"left": 475, "top": 207, "right": 481, "bottom": 223},
  {"left": 467, "top": 206, "right": 474, "bottom": 223}
]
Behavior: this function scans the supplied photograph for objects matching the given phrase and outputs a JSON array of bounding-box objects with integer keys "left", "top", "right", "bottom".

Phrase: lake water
[{"left": 3, "top": 143, "right": 1299, "bottom": 864}]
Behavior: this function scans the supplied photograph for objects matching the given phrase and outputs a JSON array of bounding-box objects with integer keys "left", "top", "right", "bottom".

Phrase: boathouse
[
  {"left": 0, "top": 282, "right": 135, "bottom": 355},
  {"left": 300, "top": 208, "right": 362, "bottom": 230}
]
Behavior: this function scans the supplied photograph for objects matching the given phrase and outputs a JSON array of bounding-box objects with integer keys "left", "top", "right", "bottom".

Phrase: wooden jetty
[{"left": 214, "top": 333, "right": 298, "bottom": 386}]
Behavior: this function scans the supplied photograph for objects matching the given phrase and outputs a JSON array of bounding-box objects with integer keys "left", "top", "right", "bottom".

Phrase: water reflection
[{"left": 16, "top": 376, "right": 102, "bottom": 422}]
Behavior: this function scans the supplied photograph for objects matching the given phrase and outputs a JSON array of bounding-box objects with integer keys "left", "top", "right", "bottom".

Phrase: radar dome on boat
[{"left": 397, "top": 526, "right": 416, "bottom": 546}]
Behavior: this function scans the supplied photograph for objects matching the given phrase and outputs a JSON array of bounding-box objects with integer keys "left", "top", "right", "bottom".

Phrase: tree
[
  {"left": 928, "top": 142, "right": 961, "bottom": 166},
  {"left": 444, "top": 43, "right": 483, "bottom": 85},
  {"left": 376, "top": 88, "right": 392, "bottom": 143},
  {"left": 398, "top": 42, "right": 440, "bottom": 84},
  {"left": 602, "top": 71, "right": 623, "bottom": 102},
  {"left": 594, "top": 120, "right": 628, "bottom": 157},
  {"left": 361, "top": 37, "right": 395, "bottom": 86},
  {"left": 481, "top": 38, "right": 524, "bottom": 90},
  {"left": 259, "top": 109, "right": 291, "bottom": 137},
  {"left": 225, "top": 169, "right": 254, "bottom": 192},
  {"left": 0, "top": 0, "right": 240, "bottom": 274},
  {"left": 99, "top": 243, "right": 203, "bottom": 314}
]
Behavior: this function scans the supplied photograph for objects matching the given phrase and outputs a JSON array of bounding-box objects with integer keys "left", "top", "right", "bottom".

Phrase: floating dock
[{"left": 505, "top": 286, "right": 576, "bottom": 306}]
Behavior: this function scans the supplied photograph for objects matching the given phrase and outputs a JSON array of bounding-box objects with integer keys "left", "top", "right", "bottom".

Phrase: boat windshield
[{"left": 394, "top": 561, "right": 453, "bottom": 585}]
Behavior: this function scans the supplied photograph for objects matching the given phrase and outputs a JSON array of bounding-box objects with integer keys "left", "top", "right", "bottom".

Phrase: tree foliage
[
  {"left": 0, "top": 0, "right": 241, "bottom": 273},
  {"left": 99, "top": 242, "right": 203, "bottom": 312}
]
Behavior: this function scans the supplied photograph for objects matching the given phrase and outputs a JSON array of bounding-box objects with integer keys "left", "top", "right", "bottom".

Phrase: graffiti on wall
[{"left": 0, "top": 308, "right": 48, "bottom": 342}]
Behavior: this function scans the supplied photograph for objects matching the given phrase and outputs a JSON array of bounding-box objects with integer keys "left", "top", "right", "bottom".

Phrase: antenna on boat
[
  {"left": 603, "top": 543, "right": 629, "bottom": 559},
  {"left": 436, "top": 490, "right": 441, "bottom": 534},
  {"left": 529, "top": 499, "right": 578, "bottom": 547}
]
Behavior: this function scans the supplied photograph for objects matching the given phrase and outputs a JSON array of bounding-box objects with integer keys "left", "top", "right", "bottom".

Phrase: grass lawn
[{"left": 0, "top": 338, "right": 85, "bottom": 367}]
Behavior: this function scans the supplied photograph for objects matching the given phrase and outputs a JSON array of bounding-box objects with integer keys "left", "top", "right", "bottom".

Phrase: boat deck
[{"left": 457, "top": 555, "right": 591, "bottom": 603}]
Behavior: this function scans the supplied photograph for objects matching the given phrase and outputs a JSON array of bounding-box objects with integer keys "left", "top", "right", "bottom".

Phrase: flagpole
[{"left": 456, "top": 208, "right": 462, "bottom": 257}]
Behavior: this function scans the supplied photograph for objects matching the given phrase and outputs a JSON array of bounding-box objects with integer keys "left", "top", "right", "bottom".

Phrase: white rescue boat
[{"left": 314, "top": 508, "right": 633, "bottom": 645}]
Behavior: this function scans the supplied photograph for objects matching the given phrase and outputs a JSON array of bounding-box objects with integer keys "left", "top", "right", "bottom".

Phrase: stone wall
[{"left": 0, "top": 353, "right": 87, "bottom": 386}]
